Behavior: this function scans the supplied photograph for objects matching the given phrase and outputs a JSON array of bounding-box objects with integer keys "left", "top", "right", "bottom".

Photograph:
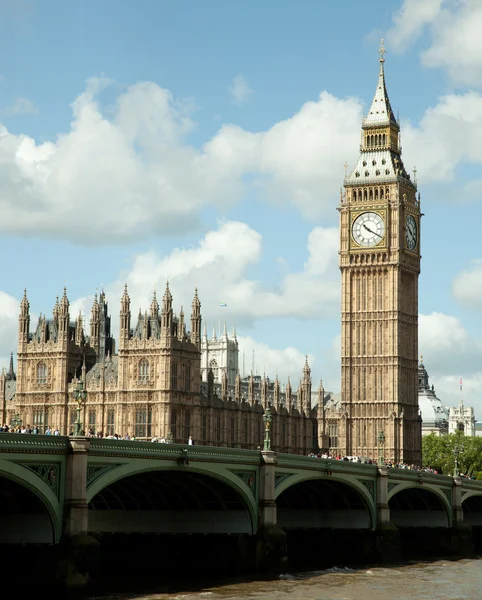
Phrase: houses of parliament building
[{"left": 0, "top": 43, "right": 422, "bottom": 463}]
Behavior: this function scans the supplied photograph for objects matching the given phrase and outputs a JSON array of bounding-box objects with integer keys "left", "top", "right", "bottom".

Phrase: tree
[{"left": 422, "top": 432, "right": 482, "bottom": 477}]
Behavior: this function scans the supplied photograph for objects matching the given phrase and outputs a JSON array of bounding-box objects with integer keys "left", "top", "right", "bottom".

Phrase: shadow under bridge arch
[
  {"left": 276, "top": 476, "right": 374, "bottom": 530},
  {"left": 88, "top": 468, "right": 255, "bottom": 535},
  {"left": 389, "top": 485, "right": 450, "bottom": 527}
]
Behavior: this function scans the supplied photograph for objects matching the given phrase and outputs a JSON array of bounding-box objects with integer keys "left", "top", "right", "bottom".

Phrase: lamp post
[
  {"left": 73, "top": 380, "right": 87, "bottom": 436},
  {"left": 454, "top": 448, "right": 460, "bottom": 477},
  {"left": 263, "top": 407, "right": 272, "bottom": 451},
  {"left": 377, "top": 430, "right": 385, "bottom": 466},
  {"left": 11, "top": 412, "right": 22, "bottom": 429}
]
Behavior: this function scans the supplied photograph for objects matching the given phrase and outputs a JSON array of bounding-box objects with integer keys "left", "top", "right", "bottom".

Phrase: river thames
[{"left": 90, "top": 558, "right": 482, "bottom": 600}]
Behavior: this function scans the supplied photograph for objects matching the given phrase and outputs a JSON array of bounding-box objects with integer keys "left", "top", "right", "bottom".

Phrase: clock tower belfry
[{"left": 339, "top": 40, "right": 421, "bottom": 464}]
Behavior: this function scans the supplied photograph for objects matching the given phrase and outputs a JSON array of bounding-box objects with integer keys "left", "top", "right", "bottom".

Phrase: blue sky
[{"left": 1, "top": 0, "right": 482, "bottom": 412}]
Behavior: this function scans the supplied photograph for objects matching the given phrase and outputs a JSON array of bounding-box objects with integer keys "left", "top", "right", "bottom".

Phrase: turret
[
  {"left": 53, "top": 296, "right": 60, "bottom": 322},
  {"left": 6, "top": 352, "right": 16, "bottom": 381},
  {"left": 161, "top": 282, "right": 173, "bottom": 342},
  {"left": 261, "top": 372, "right": 268, "bottom": 408},
  {"left": 273, "top": 374, "right": 280, "bottom": 410},
  {"left": 75, "top": 311, "right": 84, "bottom": 346},
  {"left": 19, "top": 289, "right": 30, "bottom": 347},
  {"left": 221, "top": 369, "right": 228, "bottom": 401},
  {"left": 248, "top": 374, "right": 254, "bottom": 405},
  {"left": 150, "top": 291, "right": 159, "bottom": 318},
  {"left": 119, "top": 284, "right": 131, "bottom": 348},
  {"left": 221, "top": 321, "right": 228, "bottom": 341},
  {"left": 190, "top": 288, "right": 202, "bottom": 348},
  {"left": 58, "top": 287, "right": 70, "bottom": 342},
  {"left": 235, "top": 371, "right": 241, "bottom": 402},
  {"left": 285, "top": 377, "right": 292, "bottom": 408},
  {"left": 178, "top": 306, "right": 185, "bottom": 341},
  {"left": 301, "top": 355, "right": 312, "bottom": 412}
]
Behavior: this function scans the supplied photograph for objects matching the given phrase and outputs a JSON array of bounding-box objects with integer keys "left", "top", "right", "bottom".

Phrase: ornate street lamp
[
  {"left": 377, "top": 430, "right": 385, "bottom": 466},
  {"left": 263, "top": 407, "right": 272, "bottom": 451},
  {"left": 73, "top": 380, "right": 87, "bottom": 436},
  {"left": 11, "top": 412, "right": 22, "bottom": 429}
]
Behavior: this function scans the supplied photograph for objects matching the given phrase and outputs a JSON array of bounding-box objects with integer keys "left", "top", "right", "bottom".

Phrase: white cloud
[
  {"left": 0, "top": 291, "right": 21, "bottom": 365},
  {"left": 419, "top": 312, "right": 482, "bottom": 375},
  {"left": 387, "top": 0, "right": 482, "bottom": 87},
  {"left": 1, "top": 97, "right": 39, "bottom": 116},
  {"left": 229, "top": 75, "right": 254, "bottom": 106},
  {"left": 452, "top": 259, "right": 482, "bottom": 307},
  {"left": 387, "top": 0, "right": 445, "bottom": 52},
  {"left": 106, "top": 220, "right": 340, "bottom": 324},
  {"left": 237, "top": 335, "right": 314, "bottom": 385},
  {"left": 0, "top": 78, "right": 364, "bottom": 242},
  {"left": 403, "top": 91, "right": 482, "bottom": 183}
]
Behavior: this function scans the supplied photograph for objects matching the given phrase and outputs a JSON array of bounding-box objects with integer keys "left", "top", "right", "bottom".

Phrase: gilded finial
[{"left": 379, "top": 38, "right": 386, "bottom": 64}]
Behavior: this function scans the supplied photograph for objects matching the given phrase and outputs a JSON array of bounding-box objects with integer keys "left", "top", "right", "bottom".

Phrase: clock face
[
  {"left": 406, "top": 214, "right": 417, "bottom": 251},
  {"left": 352, "top": 212, "right": 385, "bottom": 247}
]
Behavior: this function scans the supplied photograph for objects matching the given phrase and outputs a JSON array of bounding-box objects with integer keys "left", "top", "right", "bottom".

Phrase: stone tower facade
[
  {"left": 338, "top": 42, "right": 422, "bottom": 464},
  {"left": 201, "top": 323, "right": 239, "bottom": 387}
]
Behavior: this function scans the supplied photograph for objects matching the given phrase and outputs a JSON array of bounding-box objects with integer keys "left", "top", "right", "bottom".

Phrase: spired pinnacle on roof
[{"left": 364, "top": 38, "right": 397, "bottom": 127}]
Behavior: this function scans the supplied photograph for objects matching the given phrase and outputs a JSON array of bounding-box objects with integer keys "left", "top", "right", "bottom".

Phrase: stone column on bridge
[
  {"left": 375, "top": 466, "right": 400, "bottom": 563},
  {"left": 256, "top": 450, "right": 287, "bottom": 570},
  {"left": 59, "top": 437, "right": 100, "bottom": 589},
  {"left": 64, "top": 437, "right": 90, "bottom": 536},
  {"left": 376, "top": 466, "right": 390, "bottom": 526},
  {"left": 452, "top": 476, "right": 464, "bottom": 525}
]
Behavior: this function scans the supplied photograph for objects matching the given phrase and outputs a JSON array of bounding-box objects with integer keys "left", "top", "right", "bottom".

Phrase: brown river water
[{"left": 89, "top": 559, "right": 482, "bottom": 600}]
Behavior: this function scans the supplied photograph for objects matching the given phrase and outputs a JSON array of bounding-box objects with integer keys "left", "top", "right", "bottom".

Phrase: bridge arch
[
  {"left": 0, "top": 459, "right": 62, "bottom": 544},
  {"left": 388, "top": 483, "right": 451, "bottom": 527},
  {"left": 461, "top": 492, "right": 482, "bottom": 526},
  {"left": 87, "top": 461, "right": 258, "bottom": 535},
  {"left": 275, "top": 473, "right": 375, "bottom": 530}
]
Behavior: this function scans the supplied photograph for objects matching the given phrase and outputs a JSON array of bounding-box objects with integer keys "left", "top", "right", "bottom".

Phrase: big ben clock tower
[{"left": 339, "top": 41, "right": 421, "bottom": 464}]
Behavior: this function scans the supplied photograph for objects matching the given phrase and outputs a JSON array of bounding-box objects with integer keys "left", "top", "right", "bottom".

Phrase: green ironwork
[
  {"left": 21, "top": 463, "right": 60, "bottom": 499},
  {"left": 73, "top": 379, "right": 87, "bottom": 436},
  {"left": 233, "top": 470, "right": 256, "bottom": 497},
  {"left": 275, "top": 473, "right": 293, "bottom": 487},
  {"left": 86, "top": 464, "right": 121, "bottom": 488},
  {"left": 263, "top": 407, "right": 272, "bottom": 451},
  {"left": 362, "top": 480, "right": 375, "bottom": 500}
]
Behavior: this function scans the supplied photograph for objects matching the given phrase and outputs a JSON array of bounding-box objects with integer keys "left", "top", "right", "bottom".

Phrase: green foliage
[{"left": 422, "top": 432, "right": 482, "bottom": 477}]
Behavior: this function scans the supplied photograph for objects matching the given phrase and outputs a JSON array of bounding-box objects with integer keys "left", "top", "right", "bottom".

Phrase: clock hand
[{"left": 363, "top": 224, "right": 383, "bottom": 238}]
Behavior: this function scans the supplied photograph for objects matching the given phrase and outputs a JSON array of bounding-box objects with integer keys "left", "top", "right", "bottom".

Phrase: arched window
[
  {"left": 37, "top": 362, "right": 47, "bottom": 384},
  {"left": 210, "top": 358, "right": 219, "bottom": 382},
  {"left": 380, "top": 188, "right": 384, "bottom": 199},
  {"left": 383, "top": 134, "right": 386, "bottom": 146},
  {"left": 353, "top": 190, "right": 357, "bottom": 201},
  {"left": 374, "top": 188, "right": 379, "bottom": 200},
  {"left": 363, "top": 190, "right": 367, "bottom": 201},
  {"left": 369, "top": 188, "right": 373, "bottom": 200},
  {"left": 139, "top": 359, "right": 150, "bottom": 383}
]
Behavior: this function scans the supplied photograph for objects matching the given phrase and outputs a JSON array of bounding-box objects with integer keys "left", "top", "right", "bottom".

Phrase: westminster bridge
[{"left": 2, "top": 434, "right": 482, "bottom": 587}]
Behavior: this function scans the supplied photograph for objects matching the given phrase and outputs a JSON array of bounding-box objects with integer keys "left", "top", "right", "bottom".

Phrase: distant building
[
  {"left": 200, "top": 323, "right": 238, "bottom": 387},
  {"left": 448, "top": 398, "right": 476, "bottom": 436},
  {"left": 418, "top": 359, "right": 449, "bottom": 436}
]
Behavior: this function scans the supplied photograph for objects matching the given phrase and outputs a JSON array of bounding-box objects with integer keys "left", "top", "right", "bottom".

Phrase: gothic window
[
  {"left": 184, "top": 410, "right": 191, "bottom": 440},
  {"left": 33, "top": 409, "right": 45, "bottom": 434},
  {"left": 135, "top": 407, "right": 152, "bottom": 439},
  {"left": 375, "top": 189, "right": 379, "bottom": 200},
  {"left": 363, "top": 190, "right": 367, "bottom": 201},
  {"left": 88, "top": 409, "right": 96, "bottom": 432},
  {"left": 243, "top": 418, "right": 248, "bottom": 444},
  {"left": 107, "top": 409, "right": 115, "bottom": 436},
  {"left": 171, "top": 410, "right": 177, "bottom": 439},
  {"left": 209, "top": 359, "right": 219, "bottom": 382},
  {"left": 458, "top": 422, "right": 464, "bottom": 432},
  {"left": 215, "top": 415, "right": 221, "bottom": 442},
  {"left": 369, "top": 189, "right": 373, "bottom": 200},
  {"left": 380, "top": 188, "right": 384, "bottom": 199},
  {"left": 201, "top": 414, "right": 207, "bottom": 443},
  {"left": 138, "top": 359, "right": 150, "bottom": 383},
  {"left": 382, "top": 134, "right": 386, "bottom": 145},
  {"left": 184, "top": 363, "right": 191, "bottom": 392},
  {"left": 353, "top": 190, "right": 357, "bottom": 201},
  {"left": 37, "top": 362, "right": 47, "bottom": 384},
  {"left": 328, "top": 423, "right": 338, "bottom": 448},
  {"left": 170, "top": 361, "right": 178, "bottom": 390},
  {"left": 230, "top": 417, "right": 235, "bottom": 445}
]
